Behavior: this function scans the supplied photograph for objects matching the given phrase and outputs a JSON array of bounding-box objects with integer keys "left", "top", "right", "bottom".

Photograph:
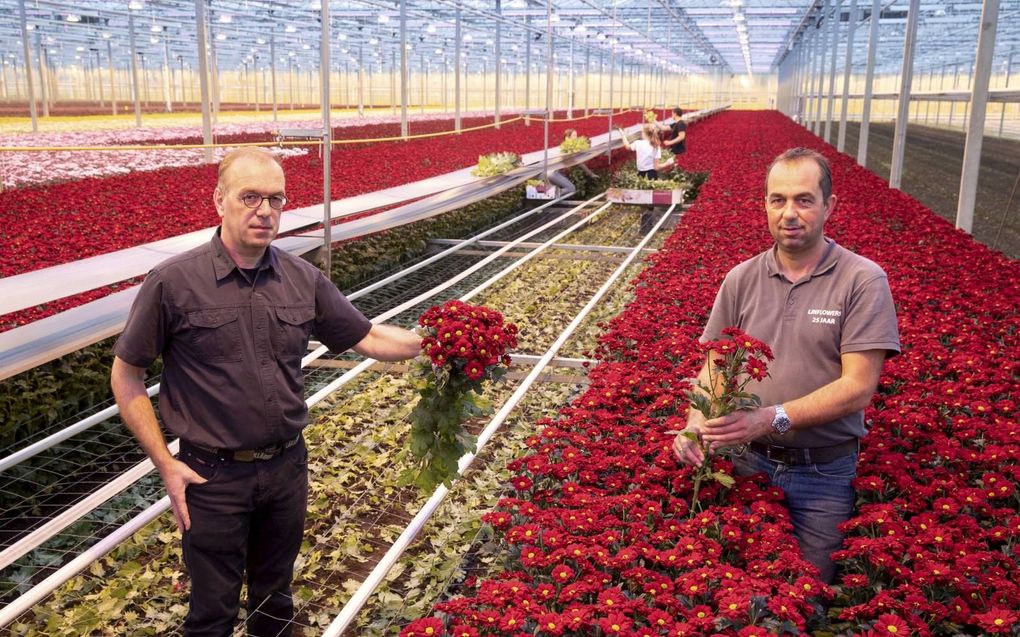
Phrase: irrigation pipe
[
  {"left": 322, "top": 203, "right": 678, "bottom": 636},
  {"left": 0, "top": 383, "right": 159, "bottom": 474},
  {"left": 0, "top": 442, "right": 178, "bottom": 627}
]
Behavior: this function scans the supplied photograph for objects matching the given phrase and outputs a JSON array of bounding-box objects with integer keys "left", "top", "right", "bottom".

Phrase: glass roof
[{"left": 1, "top": 1, "right": 1018, "bottom": 82}]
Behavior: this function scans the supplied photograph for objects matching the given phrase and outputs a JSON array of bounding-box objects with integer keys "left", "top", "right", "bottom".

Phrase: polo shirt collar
[
  {"left": 765, "top": 237, "right": 840, "bottom": 281},
  {"left": 210, "top": 227, "right": 280, "bottom": 281}
]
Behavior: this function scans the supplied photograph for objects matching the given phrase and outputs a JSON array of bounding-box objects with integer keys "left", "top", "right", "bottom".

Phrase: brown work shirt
[
  {"left": 702, "top": 238, "right": 900, "bottom": 448},
  {"left": 115, "top": 230, "right": 372, "bottom": 450}
]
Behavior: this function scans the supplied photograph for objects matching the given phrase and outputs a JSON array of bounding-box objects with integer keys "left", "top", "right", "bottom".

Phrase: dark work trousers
[{"left": 179, "top": 439, "right": 309, "bottom": 637}]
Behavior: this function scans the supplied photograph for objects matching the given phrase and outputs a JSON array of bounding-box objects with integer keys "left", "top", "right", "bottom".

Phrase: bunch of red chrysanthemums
[
  {"left": 419, "top": 300, "right": 518, "bottom": 381},
  {"left": 400, "top": 301, "right": 519, "bottom": 492}
]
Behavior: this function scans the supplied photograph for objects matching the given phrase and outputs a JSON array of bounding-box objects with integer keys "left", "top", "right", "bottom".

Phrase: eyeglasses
[{"left": 240, "top": 192, "right": 287, "bottom": 210}]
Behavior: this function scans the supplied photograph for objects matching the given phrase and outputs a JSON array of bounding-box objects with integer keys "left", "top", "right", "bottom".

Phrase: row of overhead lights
[{"left": 729, "top": 0, "right": 753, "bottom": 75}]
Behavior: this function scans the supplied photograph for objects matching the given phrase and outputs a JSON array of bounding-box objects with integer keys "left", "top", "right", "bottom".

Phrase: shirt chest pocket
[
  {"left": 272, "top": 305, "right": 315, "bottom": 362},
  {"left": 186, "top": 308, "right": 243, "bottom": 363}
]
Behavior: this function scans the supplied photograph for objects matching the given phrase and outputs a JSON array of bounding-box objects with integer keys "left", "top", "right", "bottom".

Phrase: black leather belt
[
  {"left": 182, "top": 434, "right": 302, "bottom": 463},
  {"left": 749, "top": 439, "right": 859, "bottom": 465}
]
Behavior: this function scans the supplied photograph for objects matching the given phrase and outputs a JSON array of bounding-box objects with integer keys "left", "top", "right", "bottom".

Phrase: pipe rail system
[{"left": 322, "top": 201, "right": 680, "bottom": 637}]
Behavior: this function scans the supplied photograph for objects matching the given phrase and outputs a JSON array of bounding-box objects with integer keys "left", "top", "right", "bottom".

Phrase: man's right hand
[
  {"left": 672, "top": 409, "right": 708, "bottom": 466},
  {"left": 158, "top": 458, "right": 208, "bottom": 533}
]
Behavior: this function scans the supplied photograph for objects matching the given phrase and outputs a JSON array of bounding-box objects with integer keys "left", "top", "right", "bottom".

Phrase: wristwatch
[{"left": 771, "top": 404, "right": 792, "bottom": 435}]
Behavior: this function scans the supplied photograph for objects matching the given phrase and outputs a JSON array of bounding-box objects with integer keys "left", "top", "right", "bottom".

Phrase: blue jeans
[{"left": 730, "top": 445, "right": 858, "bottom": 584}]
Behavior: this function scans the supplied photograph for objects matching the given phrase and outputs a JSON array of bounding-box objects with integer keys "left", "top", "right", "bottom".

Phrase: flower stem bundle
[{"left": 682, "top": 326, "right": 773, "bottom": 514}]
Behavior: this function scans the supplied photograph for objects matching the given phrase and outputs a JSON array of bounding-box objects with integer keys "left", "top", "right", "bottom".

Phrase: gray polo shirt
[
  {"left": 115, "top": 230, "right": 372, "bottom": 450},
  {"left": 702, "top": 238, "right": 900, "bottom": 448}
]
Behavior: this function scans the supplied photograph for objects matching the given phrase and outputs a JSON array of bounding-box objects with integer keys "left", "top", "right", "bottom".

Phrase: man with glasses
[{"left": 111, "top": 148, "right": 422, "bottom": 636}]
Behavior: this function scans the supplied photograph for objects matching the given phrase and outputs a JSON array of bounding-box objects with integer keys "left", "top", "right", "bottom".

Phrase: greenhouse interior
[{"left": 1, "top": 0, "right": 1019, "bottom": 635}]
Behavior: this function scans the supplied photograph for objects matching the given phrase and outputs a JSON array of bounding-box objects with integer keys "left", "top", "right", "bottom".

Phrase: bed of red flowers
[
  {"left": 0, "top": 111, "right": 640, "bottom": 331},
  {"left": 399, "top": 110, "right": 1020, "bottom": 636}
]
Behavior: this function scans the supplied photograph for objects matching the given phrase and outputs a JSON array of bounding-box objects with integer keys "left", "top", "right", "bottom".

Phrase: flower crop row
[
  {"left": 400, "top": 110, "right": 1020, "bottom": 637},
  {"left": 0, "top": 111, "right": 640, "bottom": 331}
]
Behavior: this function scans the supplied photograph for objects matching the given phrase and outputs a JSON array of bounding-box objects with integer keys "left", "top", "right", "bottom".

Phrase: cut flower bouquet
[{"left": 400, "top": 300, "right": 519, "bottom": 492}]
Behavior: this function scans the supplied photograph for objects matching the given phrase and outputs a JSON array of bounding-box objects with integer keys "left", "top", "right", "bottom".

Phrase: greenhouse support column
[
  {"left": 420, "top": 55, "right": 426, "bottom": 115},
  {"left": 107, "top": 40, "right": 117, "bottom": 115},
  {"left": 400, "top": 0, "right": 408, "bottom": 138},
  {"left": 524, "top": 15, "right": 531, "bottom": 126},
  {"left": 857, "top": 0, "right": 880, "bottom": 167},
  {"left": 824, "top": 0, "right": 842, "bottom": 143},
  {"left": 454, "top": 4, "right": 462, "bottom": 131},
  {"left": 889, "top": 0, "right": 920, "bottom": 190},
  {"left": 270, "top": 36, "right": 278, "bottom": 120},
  {"left": 356, "top": 46, "right": 364, "bottom": 116},
  {"left": 321, "top": 0, "right": 333, "bottom": 278},
  {"left": 997, "top": 50, "right": 1013, "bottom": 136},
  {"left": 289, "top": 58, "right": 295, "bottom": 111},
  {"left": 956, "top": 0, "right": 999, "bottom": 233},
  {"left": 925, "top": 66, "right": 934, "bottom": 124},
  {"left": 162, "top": 39, "right": 172, "bottom": 112},
  {"left": 801, "top": 26, "right": 816, "bottom": 128},
  {"left": 195, "top": 0, "right": 213, "bottom": 163},
  {"left": 254, "top": 58, "right": 260, "bottom": 111},
  {"left": 598, "top": 49, "right": 603, "bottom": 111},
  {"left": 209, "top": 30, "right": 221, "bottom": 123},
  {"left": 606, "top": 1, "right": 617, "bottom": 162},
  {"left": 584, "top": 44, "right": 590, "bottom": 116},
  {"left": 18, "top": 0, "right": 37, "bottom": 132},
  {"left": 543, "top": 0, "right": 552, "bottom": 182},
  {"left": 34, "top": 32, "right": 49, "bottom": 117},
  {"left": 390, "top": 50, "right": 396, "bottom": 117},
  {"left": 494, "top": 0, "right": 502, "bottom": 128},
  {"left": 567, "top": 38, "right": 574, "bottom": 118},
  {"left": 812, "top": 0, "right": 830, "bottom": 135},
  {"left": 837, "top": 0, "right": 858, "bottom": 152},
  {"left": 94, "top": 49, "right": 105, "bottom": 107},
  {"left": 128, "top": 10, "right": 142, "bottom": 127}
]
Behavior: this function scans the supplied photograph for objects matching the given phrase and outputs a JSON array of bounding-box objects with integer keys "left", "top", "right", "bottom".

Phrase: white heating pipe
[
  {"left": 321, "top": 204, "right": 677, "bottom": 636},
  {"left": 0, "top": 444, "right": 178, "bottom": 627},
  {"left": 0, "top": 383, "right": 160, "bottom": 474}
]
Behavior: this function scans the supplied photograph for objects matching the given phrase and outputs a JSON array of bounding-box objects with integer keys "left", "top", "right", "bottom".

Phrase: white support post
[
  {"left": 543, "top": 0, "right": 552, "bottom": 182},
  {"left": 107, "top": 40, "right": 117, "bottom": 115},
  {"left": 813, "top": 0, "right": 831, "bottom": 135},
  {"left": 997, "top": 50, "right": 1013, "bottom": 137},
  {"left": 455, "top": 5, "right": 462, "bottom": 131},
  {"left": 837, "top": 0, "right": 858, "bottom": 152},
  {"left": 857, "top": 0, "right": 880, "bottom": 167},
  {"left": 400, "top": 0, "right": 408, "bottom": 138},
  {"left": 271, "top": 35, "right": 279, "bottom": 120},
  {"left": 321, "top": 0, "right": 333, "bottom": 277},
  {"left": 18, "top": 0, "right": 38, "bottom": 132},
  {"left": 889, "top": 0, "right": 920, "bottom": 190},
  {"left": 824, "top": 0, "right": 842, "bottom": 143},
  {"left": 956, "top": 0, "right": 1000, "bottom": 233},
  {"left": 195, "top": 0, "right": 213, "bottom": 163},
  {"left": 494, "top": 0, "right": 502, "bottom": 128},
  {"left": 128, "top": 10, "right": 142, "bottom": 127},
  {"left": 34, "top": 32, "right": 49, "bottom": 118}
]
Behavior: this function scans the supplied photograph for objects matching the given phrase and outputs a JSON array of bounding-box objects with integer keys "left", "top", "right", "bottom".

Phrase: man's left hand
[{"left": 700, "top": 406, "right": 776, "bottom": 451}]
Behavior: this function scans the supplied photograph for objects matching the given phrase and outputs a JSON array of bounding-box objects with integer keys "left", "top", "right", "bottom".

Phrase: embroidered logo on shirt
[{"left": 808, "top": 308, "right": 841, "bottom": 324}]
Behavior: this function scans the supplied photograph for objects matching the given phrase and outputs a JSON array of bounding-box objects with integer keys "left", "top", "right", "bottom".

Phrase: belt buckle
[{"left": 234, "top": 449, "right": 255, "bottom": 462}]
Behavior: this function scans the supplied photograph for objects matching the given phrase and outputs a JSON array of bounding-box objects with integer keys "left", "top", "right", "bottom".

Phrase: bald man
[{"left": 112, "top": 148, "right": 420, "bottom": 636}]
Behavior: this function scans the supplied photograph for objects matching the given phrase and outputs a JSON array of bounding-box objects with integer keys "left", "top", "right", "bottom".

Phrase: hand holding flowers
[
  {"left": 673, "top": 326, "right": 773, "bottom": 514},
  {"left": 399, "top": 300, "right": 518, "bottom": 492}
]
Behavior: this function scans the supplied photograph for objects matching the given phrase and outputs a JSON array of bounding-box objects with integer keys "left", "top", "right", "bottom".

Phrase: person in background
[
  {"left": 672, "top": 147, "right": 900, "bottom": 584},
  {"left": 563, "top": 128, "right": 598, "bottom": 178},
  {"left": 111, "top": 147, "right": 422, "bottom": 636},
  {"left": 663, "top": 107, "right": 687, "bottom": 157},
  {"left": 617, "top": 123, "right": 675, "bottom": 179}
]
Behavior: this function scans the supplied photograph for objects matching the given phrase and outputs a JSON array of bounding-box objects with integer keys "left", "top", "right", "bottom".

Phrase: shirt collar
[
  {"left": 211, "top": 227, "right": 280, "bottom": 282},
  {"left": 765, "top": 237, "right": 840, "bottom": 281}
]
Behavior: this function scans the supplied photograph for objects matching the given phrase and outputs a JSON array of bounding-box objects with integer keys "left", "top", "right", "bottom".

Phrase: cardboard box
[{"left": 606, "top": 188, "right": 685, "bottom": 205}]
